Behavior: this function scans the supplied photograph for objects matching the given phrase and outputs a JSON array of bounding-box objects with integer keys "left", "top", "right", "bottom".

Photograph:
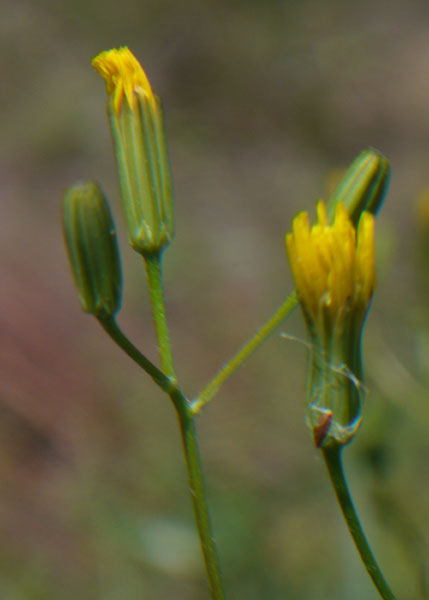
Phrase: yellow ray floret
[
  {"left": 285, "top": 202, "right": 375, "bottom": 323},
  {"left": 92, "top": 47, "right": 155, "bottom": 115}
]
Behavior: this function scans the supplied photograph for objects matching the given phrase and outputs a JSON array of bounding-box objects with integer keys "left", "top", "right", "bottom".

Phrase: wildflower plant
[{"left": 62, "top": 47, "right": 401, "bottom": 599}]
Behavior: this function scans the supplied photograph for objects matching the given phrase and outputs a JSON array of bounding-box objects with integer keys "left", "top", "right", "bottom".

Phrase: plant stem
[
  {"left": 143, "top": 251, "right": 225, "bottom": 599},
  {"left": 98, "top": 316, "right": 175, "bottom": 394},
  {"left": 171, "top": 390, "right": 225, "bottom": 600},
  {"left": 322, "top": 446, "right": 397, "bottom": 600},
  {"left": 191, "top": 291, "right": 298, "bottom": 414},
  {"left": 144, "top": 252, "right": 176, "bottom": 379}
]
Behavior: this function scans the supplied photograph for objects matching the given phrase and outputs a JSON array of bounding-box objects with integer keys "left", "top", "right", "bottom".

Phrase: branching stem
[
  {"left": 143, "top": 251, "right": 225, "bottom": 600},
  {"left": 191, "top": 291, "right": 298, "bottom": 414}
]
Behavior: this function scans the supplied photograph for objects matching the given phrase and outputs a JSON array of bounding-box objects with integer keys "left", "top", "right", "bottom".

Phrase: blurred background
[{"left": 1, "top": 0, "right": 429, "bottom": 598}]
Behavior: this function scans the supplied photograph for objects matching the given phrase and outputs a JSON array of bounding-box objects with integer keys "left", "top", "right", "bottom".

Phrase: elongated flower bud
[
  {"left": 285, "top": 202, "right": 375, "bottom": 447},
  {"left": 92, "top": 47, "right": 174, "bottom": 256},
  {"left": 62, "top": 181, "right": 122, "bottom": 318},
  {"left": 326, "top": 148, "right": 390, "bottom": 226}
]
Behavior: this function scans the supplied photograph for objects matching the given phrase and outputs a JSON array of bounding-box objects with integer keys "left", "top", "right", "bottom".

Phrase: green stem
[
  {"left": 171, "top": 391, "right": 225, "bottom": 600},
  {"left": 144, "top": 252, "right": 176, "bottom": 379},
  {"left": 98, "top": 316, "right": 175, "bottom": 394},
  {"left": 322, "top": 446, "right": 397, "bottom": 600},
  {"left": 143, "top": 251, "right": 225, "bottom": 599},
  {"left": 191, "top": 291, "right": 298, "bottom": 414}
]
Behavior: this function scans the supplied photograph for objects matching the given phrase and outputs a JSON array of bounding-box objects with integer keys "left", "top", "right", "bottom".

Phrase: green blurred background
[{"left": 1, "top": 0, "right": 429, "bottom": 598}]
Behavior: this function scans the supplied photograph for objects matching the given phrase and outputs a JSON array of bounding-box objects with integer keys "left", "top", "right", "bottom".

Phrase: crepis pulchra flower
[
  {"left": 285, "top": 201, "right": 375, "bottom": 448},
  {"left": 92, "top": 47, "right": 174, "bottom": 256}
]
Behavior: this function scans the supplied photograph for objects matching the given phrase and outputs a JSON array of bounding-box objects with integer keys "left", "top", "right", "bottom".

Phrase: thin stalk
[
  {"left": 322, "top": 445, "right": 397, "bottom": 600},
  {"left": 191, "top": 291, "right": 298, "bottom": 414},
  {"left": 98, "top": 316, "right": 174, "bottom": 394},
  {"left": 171, "top": 390, "right": 225, "bottom": 600},
  {"left": 143, "top": 251, "right": 225, "bottom": 599},
  {"left": 144, "top": 252, "right": 176, "bottom": 379}
]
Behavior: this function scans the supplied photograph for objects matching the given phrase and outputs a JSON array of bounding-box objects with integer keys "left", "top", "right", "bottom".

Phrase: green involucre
[
  {"left": 306, "top": 309, "right": 366, "bottom": 448},
  {"left": 108, "top": 94, "right": 174, "bottom": 255}
]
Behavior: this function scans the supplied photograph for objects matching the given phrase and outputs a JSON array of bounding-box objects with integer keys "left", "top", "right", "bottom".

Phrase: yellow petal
[
  {"left": 285, "top": 202, "right": 375, "bottom": 326},
  {"left": 92, "top": 47, "right": 156, "bottom": 115}
]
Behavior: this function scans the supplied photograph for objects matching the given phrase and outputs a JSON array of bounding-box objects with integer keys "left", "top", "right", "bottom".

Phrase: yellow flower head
[
  {"left": 285, "top": 201, "right": 375, "bottom": 328},
  {"left": 92, "top": 47, "right": 156, "bottom": 115},
  {"left": 286, "top": 201, "right": 376, "bottom": 447}
]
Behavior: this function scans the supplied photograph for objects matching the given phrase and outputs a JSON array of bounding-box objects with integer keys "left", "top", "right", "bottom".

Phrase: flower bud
[
  {"left": 326, "top": 148, "right": 390, "bottom": 226},
  {"left": 62, "top": 181, "right": 122, "bottom": 318},
  {"left": 92, "top": 47, "right": 174, "bottom": 256}
]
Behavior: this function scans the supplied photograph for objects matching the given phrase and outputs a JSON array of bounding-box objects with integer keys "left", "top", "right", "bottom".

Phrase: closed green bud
[
  {"left": 326, "top": 148, "right": 391, "bottom": 226},
  {"left": 62, "top": 181, "right": 122, "bottom": 318},
  {"left": 92, "top": 47, "right": 174, "bottom": 256}
]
